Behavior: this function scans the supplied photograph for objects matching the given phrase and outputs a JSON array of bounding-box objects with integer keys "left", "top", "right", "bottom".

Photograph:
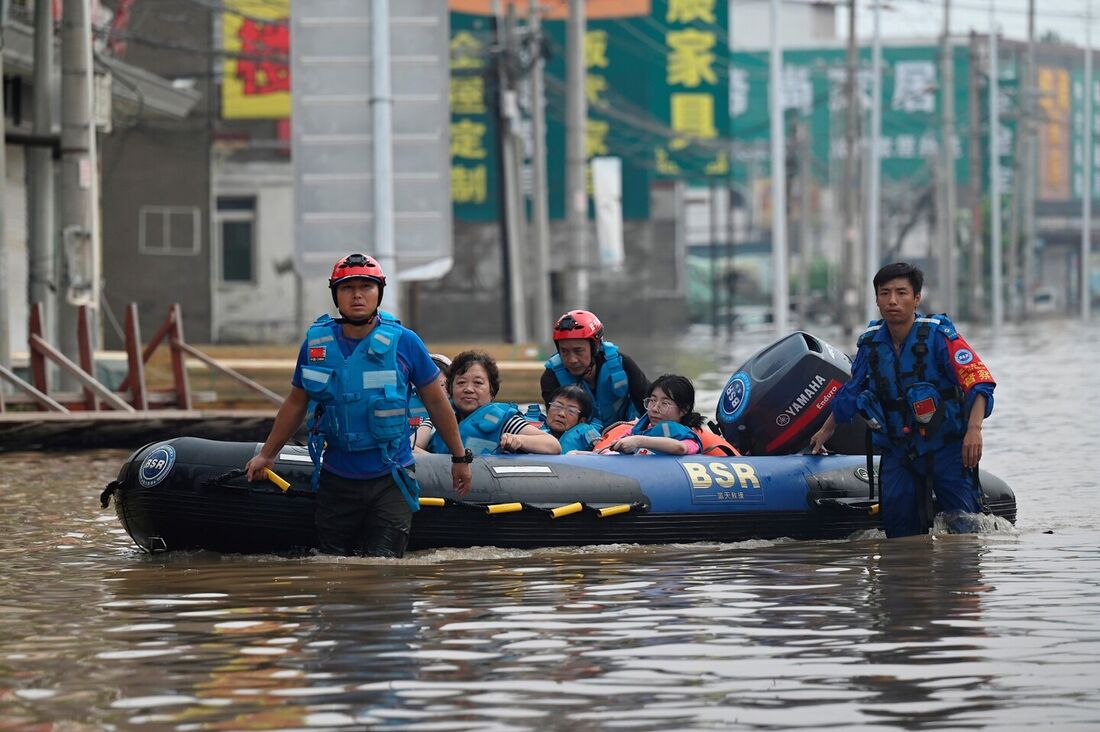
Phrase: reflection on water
[{"left": 2, "top": 320, "right": 1099, "bottom": 729}]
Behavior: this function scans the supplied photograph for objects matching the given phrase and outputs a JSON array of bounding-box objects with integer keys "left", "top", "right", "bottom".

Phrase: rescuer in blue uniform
[
  {"left": 244, "top": 254, "right": 472, "bottom": 557},
  {"left": 809, "top": 262, "right": 996, "bottom": 538},
  {"left": 540, "top": 310, "right": 649, "bottom": 427}
]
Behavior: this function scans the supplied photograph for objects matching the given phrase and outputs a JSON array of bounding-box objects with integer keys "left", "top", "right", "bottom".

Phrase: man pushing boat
[
  {"left": 244, "top": 253, "right": 472, "bottom": 558},
  {"left": 809, "top": 262, "right": 996, "bottom": 538}
]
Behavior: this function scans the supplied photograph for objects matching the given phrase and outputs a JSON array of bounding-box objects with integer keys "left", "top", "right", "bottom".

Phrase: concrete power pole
[
  {"left": 989, "top": 3, "right": 1004, "bottom": 331},
  {"left": 59, "top": 0, "right": 101, "bottom": 384},
  {"left": 528, "top": 0, "right": 553, "bottom": 345},
  {"left": 0, "top": 0, "right": 8, "bottom": 370},
  {"left": 1084, "top": 0, "right": 1094, "bottom": 323},
  {"left": 1021, "top": 0, "right": 1037, "bottom": 319},
  {"left": 841, "top": 0, "right": 860, "bottom": 336},
  {"left": 940, "top": 0, "right": 957, "bottom": 315},
  {"left": 492, "top": 2, "right": 528, "bottom": 343},
  {"left": 967, "top": 31, "right": 984, "bottom": 321},
  {"left": 371, "top": 0, "right": 398, "bottom": 316},
  {"left": 564, "top": 0, "right": 588, "bottom": 310},
  {"left": 866, "top": 0, "right": 883, "bottom": 324},
  {"left": 30, "top": 0, "right": 55, "bottom": 330},
  {"left": 770, "top": 0, "right": 788, "bottom": 336}
]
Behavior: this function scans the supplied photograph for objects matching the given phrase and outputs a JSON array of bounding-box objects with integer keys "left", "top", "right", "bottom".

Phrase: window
[
  {"left": 139, "top": 206, "right": 201, "bottom": 255},
  {"left": 217, "top": 197, "right": 256, "bottom": 283}
]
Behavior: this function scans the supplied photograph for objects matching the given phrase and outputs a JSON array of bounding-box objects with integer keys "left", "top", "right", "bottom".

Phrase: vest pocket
[
  {"left": 300, "top": 366, "right": 339, "bottom": 401},
  {"left": 367, "top": 387, "right": 408, "bottom": 443}
]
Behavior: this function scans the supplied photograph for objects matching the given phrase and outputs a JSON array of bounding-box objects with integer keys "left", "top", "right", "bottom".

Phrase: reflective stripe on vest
[
  {"left": 544, "top": 341, "right": 637, "bottom": 425},
  {"left": 299, "top": 312, "right": 408, "bottom": 458}
]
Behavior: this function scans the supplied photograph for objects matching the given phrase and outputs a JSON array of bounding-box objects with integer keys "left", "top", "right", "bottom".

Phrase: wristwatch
[{"left": 451, "top": 449, "right": 473, "bottom": 464}]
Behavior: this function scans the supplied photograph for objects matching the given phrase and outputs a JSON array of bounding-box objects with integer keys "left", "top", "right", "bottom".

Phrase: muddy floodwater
[{"left": 2, "top": 320, "right": 1099, "bottom": 730}]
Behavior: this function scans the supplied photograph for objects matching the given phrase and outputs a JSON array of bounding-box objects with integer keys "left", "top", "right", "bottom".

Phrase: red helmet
[
  {"left": 552, "top": 310, "right": 604, "bottom": 344},
  {"left": 329, "top": 253, "right": 386, "bottom": 306}
]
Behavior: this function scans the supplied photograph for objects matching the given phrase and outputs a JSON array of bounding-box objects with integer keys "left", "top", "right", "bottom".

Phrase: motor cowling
[{"left": 715, "top": 331, "right": 868, "bottom": 455}]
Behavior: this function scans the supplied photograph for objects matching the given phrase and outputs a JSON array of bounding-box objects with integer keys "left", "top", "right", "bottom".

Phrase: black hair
[
  {"left": 547, "top": 384, "right": 594, "bottom": 423},
  {"left": 873, "top": 262, "right": 924, "bottom": 295},
  {"left": 448, "top": 350, "right": 500, "bottom": 397},
  {"left": 647, "top": 374, "right": 705, "bottom": 430}
]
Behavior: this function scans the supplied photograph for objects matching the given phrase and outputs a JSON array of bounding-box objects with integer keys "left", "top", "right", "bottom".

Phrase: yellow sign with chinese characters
[{"left": 222, "top": 0, "right": 290, "bottom": 119}]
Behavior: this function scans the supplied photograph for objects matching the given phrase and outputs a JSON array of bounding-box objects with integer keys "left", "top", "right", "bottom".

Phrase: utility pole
[
  {"left": 989, "top": 4, "right": 1004, "bottom": 331},
  {"left": 841, "top": 0, "right": 859, "bottom": 336},
  {"left": 371, "top": 0, "right": 398, "bottom": 316},
  {"left": 59, "top": 0, "right": 101, "bottom": 383},
  {"left": 866, "top": 0, "right": 883, "bottom": 324},
  {"left": 528, "top": 0, "right": 553, "bottom": 345},
  {"left": 30, "top": 0, "right": 55, "bottom": 329},
  {"left": 564, "top": 0, "right": 588, "bottom": 310},
  {"left": 1083, "top": 0, "right": 1093, "bottom": 323},
  {"left": 0, "top": 0, "right": 8, "bottom": 371},
  {"left": 770, "top": 0, "right": 789, "bottom": 336},
  {"left": 967, "top": 31, "right": 984, "bottom": 321},
  {"left": 1021, "top": 0, "right": 1037, "bottom": 319},
  {"left": 798, "top": 120, "right": 813, "bottom": 327},
  {"left": 498, "top": 4, "right": 527, "bottom": 342},
  {"left": 939, "top": 0, "right": 957, "bottom": 315}
]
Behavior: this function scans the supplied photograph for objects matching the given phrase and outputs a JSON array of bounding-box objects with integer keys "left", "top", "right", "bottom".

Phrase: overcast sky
[{"left": 837, "top": 0, "right": 1097, "bottom": 48}]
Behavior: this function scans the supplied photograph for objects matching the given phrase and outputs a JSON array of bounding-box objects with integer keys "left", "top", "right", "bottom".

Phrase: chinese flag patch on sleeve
[{"left": 309, "top": 346, "right": 326, "bottom": 362}]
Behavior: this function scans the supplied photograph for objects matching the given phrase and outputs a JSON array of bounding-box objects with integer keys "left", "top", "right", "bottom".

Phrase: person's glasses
[
  {"left": 643, "top": 397, "right": 678, "bottom": 411},
  {"left": 547, "top": 401, "right": 582, "bottom": 417}
]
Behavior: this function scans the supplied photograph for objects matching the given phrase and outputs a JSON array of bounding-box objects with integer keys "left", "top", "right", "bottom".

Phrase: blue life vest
[
  {"left": 527, "top": 404, "right": 604, "bottom": 453},
  {"left": 428, "top": 401, "right": 522, "bottom": 456},
  {"left": 553, "top": 422, "right": 603, "bottom": 453},
  {"left": 629, "top": 415, "right": 703, "bottom": 452},
  {"left": 544, "top": 341, "right": 638, "bottom": 425},
  {"left": 408, "top": 392, "right": 429, "bottom": 427},
  {"left": 856, "top": 314, "right": 966, "bottom": 456}
]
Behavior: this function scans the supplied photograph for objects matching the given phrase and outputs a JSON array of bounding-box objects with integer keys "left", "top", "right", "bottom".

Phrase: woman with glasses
[
  {"left": 415, "top": 350, "right": 561, "bottom": 456},
  {"left": 589, "top": 375, "right": 740, "bottom": 456},
  {"left": 588, "top": 375, "right": 706, "bottom": 455},
  {"left": 538, "top": 385, "right": 603, "bottom": 453}
]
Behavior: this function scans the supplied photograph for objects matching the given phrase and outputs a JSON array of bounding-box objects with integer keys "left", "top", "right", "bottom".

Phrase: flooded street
[{"left": 2, "top": 320, "right": 1099, "bottom": 730}]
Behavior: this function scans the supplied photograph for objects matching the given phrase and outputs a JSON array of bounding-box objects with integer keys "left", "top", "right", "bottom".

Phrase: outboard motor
[{"left": 716, "top": 331, "right": 868, "bottom": 455}]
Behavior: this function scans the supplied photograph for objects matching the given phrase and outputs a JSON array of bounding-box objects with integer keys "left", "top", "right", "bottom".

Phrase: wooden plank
[
  {"left": 174, "top": 341, "right": 284, "bottom": 406},
  {"left": 117, "top": 304, "right": 174, "bottom": 393},
  {"left": 77, "top": 306, "right": 100, "bottom": 411},
  {"left": 124, "top": 303, "right": 148, "bottom": 410},
  {"left": 0, "top": 364, "right": 70, "bottom": 412},
  {"left": 168, "top": 304, "right": 193, "bottom": 409},
  {"left": 28, "top": 335, "right": 136, "bottom": 412},
  {"left": 29, "top": 303, "right": 48, "bottom": 397}
]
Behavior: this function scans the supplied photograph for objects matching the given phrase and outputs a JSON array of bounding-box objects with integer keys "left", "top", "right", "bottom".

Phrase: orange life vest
[
  {"left": 593, "top": 421, "right": 740, "bottom": 456},
  {"left": 593, "top": 421, "right": 634, "bottom": 452},
  {"left": 692, "top": 427, "right": 740, "bottom": 456}
]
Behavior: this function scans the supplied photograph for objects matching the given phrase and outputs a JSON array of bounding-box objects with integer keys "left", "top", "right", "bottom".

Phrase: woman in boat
[
  {"left": 415, "top": 350, "right": 561, "bottom": 456},
  {"left": 594, "top": 374, "right": 740, "bottom": 456},
  {"left": 541, "top": 385, "right": 603, "bottom": 453}
]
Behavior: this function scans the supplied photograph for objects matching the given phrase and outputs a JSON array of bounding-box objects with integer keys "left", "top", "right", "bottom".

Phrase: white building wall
[{"left": 213, "top": 161, "right": 330, "bottom": 344}]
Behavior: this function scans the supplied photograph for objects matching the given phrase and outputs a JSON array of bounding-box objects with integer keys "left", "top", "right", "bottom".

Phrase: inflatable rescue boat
[{"left": 100, "top": 331, "right": 1016, "bottom": 553}]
